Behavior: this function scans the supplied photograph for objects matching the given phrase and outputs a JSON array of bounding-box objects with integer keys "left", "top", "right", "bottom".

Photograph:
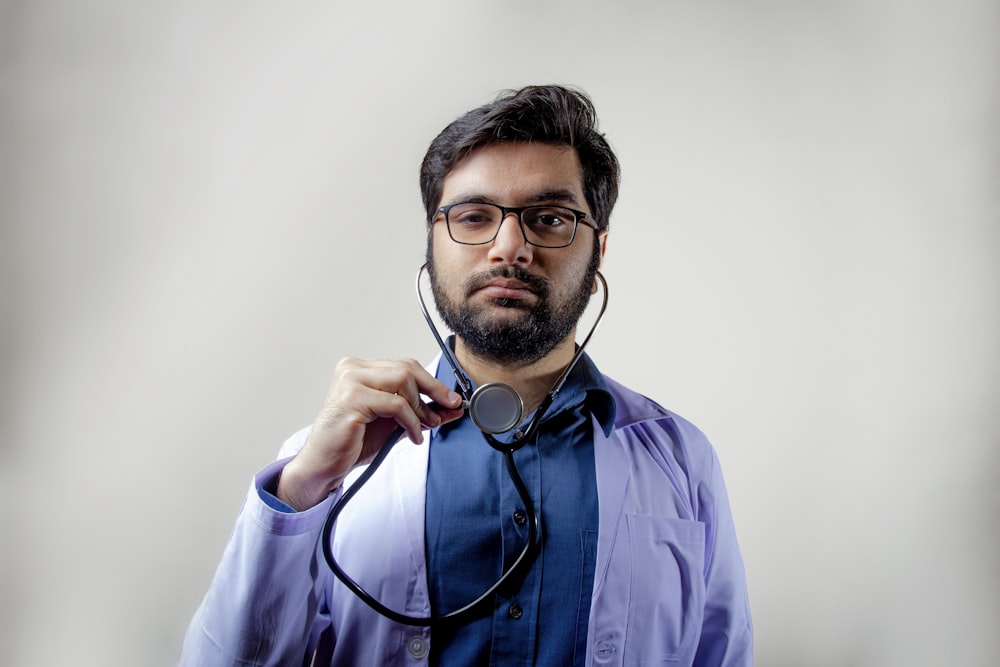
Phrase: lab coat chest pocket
[{"left": 622, "top": 514, "right": 706, "bottom": 664}]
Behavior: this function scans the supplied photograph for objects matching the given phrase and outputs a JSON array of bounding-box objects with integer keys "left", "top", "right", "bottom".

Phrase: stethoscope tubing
[
  {"left": 319, "top": 266, "right": 608, "bottom": 625},
  {"left": 321, "top": 424, "right": 539, "bottom": 626}
]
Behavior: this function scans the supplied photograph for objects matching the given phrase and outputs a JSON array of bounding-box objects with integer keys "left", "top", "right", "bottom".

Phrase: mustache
[{"left": 464, "top": 265, "right": 550, "bottom": 299}]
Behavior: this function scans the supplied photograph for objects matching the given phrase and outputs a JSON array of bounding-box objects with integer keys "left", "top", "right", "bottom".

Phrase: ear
[{"left": 592, "top": 231, "right": 609, "bottom": 293}]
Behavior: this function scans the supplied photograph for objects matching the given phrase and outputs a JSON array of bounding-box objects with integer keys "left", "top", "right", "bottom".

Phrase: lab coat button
[
  {"left": 513, "top": 509, "right": 527, "bottom": 525},
  {"left": 508, "top": 603, "right": 523, "bottom": 619},
  {"left": 594, "top": 641, "right": 617, "bottom": 661},
  {"left": 406, "top": 636, "right": 428, "bottom": 659}
]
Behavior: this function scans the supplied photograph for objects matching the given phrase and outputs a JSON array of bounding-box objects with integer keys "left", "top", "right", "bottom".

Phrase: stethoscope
[{"left": 320, "top": 264, "right": 608, "bottom": 626}]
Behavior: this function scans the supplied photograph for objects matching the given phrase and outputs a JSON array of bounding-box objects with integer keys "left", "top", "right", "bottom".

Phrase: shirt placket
[{"left": 489, "top": 443, "right": 542, "bottom": 665}]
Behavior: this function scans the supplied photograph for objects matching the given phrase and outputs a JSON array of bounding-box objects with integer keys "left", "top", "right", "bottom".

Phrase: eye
[
  {"left": 525, "top": 207, "right": 571, "bottom": 228},
  {"left": 450, "top": 204, "right": 498, "bottom": 226}
]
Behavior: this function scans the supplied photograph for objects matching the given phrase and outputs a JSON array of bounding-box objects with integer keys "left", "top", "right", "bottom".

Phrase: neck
[{"left": 454, "top": 333, "right": 578, "bottom": 414}]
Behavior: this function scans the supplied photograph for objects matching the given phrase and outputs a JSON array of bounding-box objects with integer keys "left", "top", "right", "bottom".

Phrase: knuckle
[
  {"left": 399, "top": 358, "right": 424, "bottom": 376},
  {"left": 335, "top": 356, "right": 359, "bottom": 370},
  {"left": 388, "top": 365, "right": 408, "bottom": 383},
  {"left": 333, "top": 356, "right": 361, "bottom": 378}
]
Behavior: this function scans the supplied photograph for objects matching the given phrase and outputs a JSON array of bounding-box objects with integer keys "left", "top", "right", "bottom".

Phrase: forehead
[{"left": 440, "top": 142, "right": 586, "bottom": 208}]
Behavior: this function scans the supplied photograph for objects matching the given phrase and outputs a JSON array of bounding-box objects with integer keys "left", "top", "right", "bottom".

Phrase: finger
[
  {"left": 429, "top": 404, "right": 465, "bottom": 427},
  {"left": 332, "top": 358, "right": 462, "bottom": 438},
  {"left": 400, "top": 360, "right": 464, "bottom": 410},
  {"left": 363, "top": 359, "right": 462, "bottom": 405},
  {"left": 355, "top": 386, "right": 427, "bottom": 444},
  {"left": 367, "top": 367, "right": 445, "bottom": 431},
  {"left": 358, "top": 360, "right": 463, "bottom": 422}
]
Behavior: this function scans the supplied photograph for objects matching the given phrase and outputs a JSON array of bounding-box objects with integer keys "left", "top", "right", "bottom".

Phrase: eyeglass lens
[{"left": 446, "top": 203, "right": 579, "bottom": 247}]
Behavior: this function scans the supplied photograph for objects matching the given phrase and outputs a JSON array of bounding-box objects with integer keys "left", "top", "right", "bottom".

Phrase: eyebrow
[
  {"left": 526, "top": 189, "right": 583, "bottom": 207},
  {"left": 445, "top": 189, "right": 584, "bottom": 208}
]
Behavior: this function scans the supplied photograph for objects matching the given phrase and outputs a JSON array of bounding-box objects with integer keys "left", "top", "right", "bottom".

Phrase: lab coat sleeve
[
  {"left": 181, "top": 430, "right": 338, "bottom": 666},
  {"left": 692, "top": 446, "right": 754, "bottom": 666}
]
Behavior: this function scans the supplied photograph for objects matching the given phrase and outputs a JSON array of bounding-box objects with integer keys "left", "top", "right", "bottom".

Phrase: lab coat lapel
[
  {"left": 592, "top": 416, "right": 632, "bottom": 595},
  {"left": 388, "top": 430, "right": 433, "bottom": 616}
]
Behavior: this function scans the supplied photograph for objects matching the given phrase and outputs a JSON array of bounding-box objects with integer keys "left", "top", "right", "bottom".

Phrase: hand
[{"left": 277, "top": 357, "right": 465, "bottom": 510}]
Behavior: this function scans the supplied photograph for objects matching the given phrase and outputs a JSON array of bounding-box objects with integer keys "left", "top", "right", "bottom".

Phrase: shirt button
[
  {"left": 512, "top": 509, "right": 527, "bottom": 526},
  {"left": 508, "top": 603, "right": 523, "bottom": 620},
  {"left": 406, "top": 635, "right": 428, "bottom": 659}
]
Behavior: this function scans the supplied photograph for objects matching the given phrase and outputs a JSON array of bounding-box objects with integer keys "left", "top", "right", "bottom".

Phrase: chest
[{"left": 423, "top": 412, "right": 600, "bottom": 665}]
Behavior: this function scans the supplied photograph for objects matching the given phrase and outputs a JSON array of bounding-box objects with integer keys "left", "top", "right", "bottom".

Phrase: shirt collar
[{"left": 432, "top": 337, "right": 617, "bottom": 438}]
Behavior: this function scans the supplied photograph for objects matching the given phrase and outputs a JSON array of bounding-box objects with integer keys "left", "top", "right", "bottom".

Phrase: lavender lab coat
[{"left": 181, "top": 373, "right": 753, "bottom": 666}]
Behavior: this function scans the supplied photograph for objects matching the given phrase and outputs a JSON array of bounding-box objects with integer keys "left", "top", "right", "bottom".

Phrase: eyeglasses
[{"left": 436, "top": 202, "right": 598, "bottom": 249}]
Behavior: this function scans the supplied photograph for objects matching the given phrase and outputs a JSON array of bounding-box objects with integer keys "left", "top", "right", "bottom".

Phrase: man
[{"left": 181, "top": 85, "right": 753, "bottom": 666}]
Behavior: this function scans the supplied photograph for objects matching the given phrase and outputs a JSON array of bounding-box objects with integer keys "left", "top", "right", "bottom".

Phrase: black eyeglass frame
[{"left": 436, "top": 202, "right": 600, "bottom": 249}]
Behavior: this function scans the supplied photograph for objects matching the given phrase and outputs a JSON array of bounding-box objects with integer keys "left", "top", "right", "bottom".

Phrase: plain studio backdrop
[{"left": 2, "top": 1, "right": 998, "bottom": 665}]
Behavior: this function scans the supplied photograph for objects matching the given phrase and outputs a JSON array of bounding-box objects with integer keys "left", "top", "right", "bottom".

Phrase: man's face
[{"left": 427, "top": 142, "right": 607, "bottom": 366}]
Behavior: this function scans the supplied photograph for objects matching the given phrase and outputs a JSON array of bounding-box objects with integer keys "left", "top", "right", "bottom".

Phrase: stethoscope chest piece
[{"left": 469, "top": 382, "right": 523, "bottom": 434}]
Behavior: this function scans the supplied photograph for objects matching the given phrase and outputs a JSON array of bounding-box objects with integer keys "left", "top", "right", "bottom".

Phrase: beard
[{"left": 427, "top": 237, "right": 601, "bottom": 366}]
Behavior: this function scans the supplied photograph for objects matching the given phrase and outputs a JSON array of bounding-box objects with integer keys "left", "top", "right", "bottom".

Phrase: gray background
[{"left": 3, "top": 1, "right": 998, "bottom": 665}]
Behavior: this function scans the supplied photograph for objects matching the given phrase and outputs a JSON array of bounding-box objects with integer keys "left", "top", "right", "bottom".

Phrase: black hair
[{"left": 420, "top": 85, "right": 620, "bottom": 231}]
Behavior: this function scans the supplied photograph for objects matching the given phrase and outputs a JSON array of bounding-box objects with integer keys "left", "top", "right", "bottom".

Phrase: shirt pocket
[{"left": 623, "top": 514, "right": 706, "bottom": 665}]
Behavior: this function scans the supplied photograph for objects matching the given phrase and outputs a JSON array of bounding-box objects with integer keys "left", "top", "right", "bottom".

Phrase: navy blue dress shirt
[{"left": 425, "top": 352, "right": 616, "bottom": 667}]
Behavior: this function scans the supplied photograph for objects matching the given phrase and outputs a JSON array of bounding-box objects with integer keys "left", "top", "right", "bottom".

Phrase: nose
[{"left": 487, "top": 213, "right": 533, "bottom": 265}]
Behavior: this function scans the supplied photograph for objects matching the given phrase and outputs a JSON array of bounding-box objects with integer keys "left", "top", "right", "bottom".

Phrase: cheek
[
  {"left": 431, "top": 236, "right": 457, "bottom": 273},
  {"left": 429, "top": 234, "right": 474, "bottom": 295},
  {"left": 560, "top": 249, "right": 599, "bottom": 298},
  {"left": 433, "top": 229, "right": 483, "bottom": 272},
  {"left": 429, "top": 228, "right": 452, "bottom": 268},
  {"left": 561, "top": 247, "right": 596, "bottom": 282}
]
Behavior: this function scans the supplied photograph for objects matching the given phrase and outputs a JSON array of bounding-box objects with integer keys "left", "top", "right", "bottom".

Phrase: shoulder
[
  {"left": 603, "top": 374, "right": 720, "bottom": 470},
  {"left": 603, "top": 375, "right": 709, "bottom": 437},
  {"left": 601, "top": 375, "right": 731, "bottom": 523}
]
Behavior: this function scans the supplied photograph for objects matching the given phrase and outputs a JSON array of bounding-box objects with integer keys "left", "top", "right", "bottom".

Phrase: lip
[{"left": 475, "top": 278, "right": 537, "bottom": 300}]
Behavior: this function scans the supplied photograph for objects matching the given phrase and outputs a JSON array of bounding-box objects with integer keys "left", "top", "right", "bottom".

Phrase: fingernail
[{"left": 447, "top": 390, "right": 461, "bottom": 405}]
